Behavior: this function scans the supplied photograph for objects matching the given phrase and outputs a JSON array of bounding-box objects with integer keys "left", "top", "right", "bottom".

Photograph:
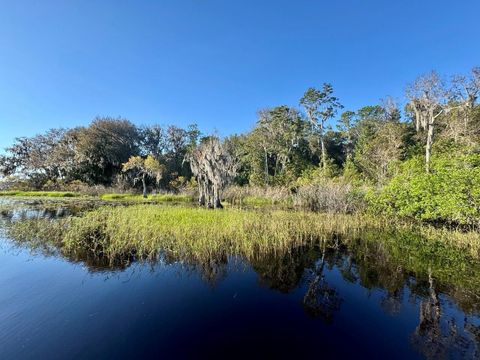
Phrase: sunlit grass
[
  {"left": 0, "top": 191, "right": 80, "bottom": 198},
  {"left": 230, "top": 196, "right": 289, "bottom": 206},
  {"left": 100, "top": 193, "right": 194, "bottom": 203},
  {"left": 7, "top": 204, "right": 480, "bottom": 261},
  {"left": 6, "top": 206, "right": 376, "bottom": 258}
]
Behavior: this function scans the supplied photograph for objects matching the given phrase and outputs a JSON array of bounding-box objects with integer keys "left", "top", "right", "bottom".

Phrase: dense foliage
[{"left": 369, "top": 153, "right": 480, "bottom": 227}]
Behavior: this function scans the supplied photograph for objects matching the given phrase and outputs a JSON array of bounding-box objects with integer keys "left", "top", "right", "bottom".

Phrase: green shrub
[{"left": 368, "top": 154, "right": 480, "bottom": 226}]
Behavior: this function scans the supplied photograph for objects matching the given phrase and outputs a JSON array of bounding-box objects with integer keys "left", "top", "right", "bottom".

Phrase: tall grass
[
  {"left": 223, "top": 186, "right": 291, "bottom": 206},
  {"left": 0, "top": 190, "right": 193, "bottom": 203},
  {"left": 6, "top": 206, "right": 379, "bottom": 259},
  {"left": 0, "top": 191, "right": 80, "bottom": 198},
  {"left": 7, "top": 205, "right": 480, "bottom": 263},
  {"left": 100, "top": 193, "right": 194, "bottom": 203}
]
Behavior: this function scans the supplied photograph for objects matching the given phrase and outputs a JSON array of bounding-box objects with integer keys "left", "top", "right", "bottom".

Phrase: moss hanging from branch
[{"left": 186, "top": 136, "right": 237, "bottom": 209}]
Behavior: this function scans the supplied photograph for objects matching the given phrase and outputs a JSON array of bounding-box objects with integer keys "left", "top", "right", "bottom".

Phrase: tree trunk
[
  {"left": 198, "top": 175, "right": 206, "bottom": 206},
  {"left": 142, "top": 173, "right": 147, "bottom": 198},
  {"left": 425, "top": 122, "right": 434, "bottom": 173},
  {"left": 320, "top": 135, "right": 327, "bottom": 170},
  {"left": 263, "top": 147, "right": 268, "bottom": 184},
  {"left": 213, "top": 185, "right": 223, "bottom": 209}
]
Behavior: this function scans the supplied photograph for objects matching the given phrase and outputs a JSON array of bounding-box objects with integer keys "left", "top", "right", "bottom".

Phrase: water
[{"left": 0, "top": 203, "right": 479, "bottom": 359}]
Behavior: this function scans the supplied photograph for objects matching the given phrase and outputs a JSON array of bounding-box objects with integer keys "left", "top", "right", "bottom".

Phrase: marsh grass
[
  {"left": 5, "top": 206, "right": 376, "bottom": 259},
  {"left": 100, "top": 193, "right": 194, "bottom": 203},
  {"left": 7, "top": 205, "right": 480, "bottom": 262},
  {"left": 223, "top": 186, "right": 291, "bottom": 206},
  {"left": 0, "top": 191, "right": 80, "bottom": 198},
  {"left": 0, "top": 190, "right": 194, "bottom": 204}
]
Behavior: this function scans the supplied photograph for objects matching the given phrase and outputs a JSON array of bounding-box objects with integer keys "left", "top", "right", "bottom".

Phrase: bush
[
  {"left": 292, "top": 165, "right": 366, "bottom": 213},
  {"left": 294, "top": 180, "right": 366, "bottom": 213},
  {"left": 368, "top": 154, "right": 480, "bottom": 227},
  {"left": 223, "top": 185, "right": 291, "bottom": 206}
]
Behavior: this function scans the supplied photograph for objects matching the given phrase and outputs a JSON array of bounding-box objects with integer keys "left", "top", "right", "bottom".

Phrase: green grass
[
  {"left": 100, "top": 193, "right": 194, "bottom": 203},
  {"left": 0, "top": 190, "right": 80, "bottom": 198},
  {"left": 6, "top": 206, "right": 378, "bottom": 259},
  {"left": 0, "top": 190, "right": 193, "bottom": 203},
  {"left": 8, "top": 204, "right": 480, "bottom": 260},
  {"left": 237, "top": 196, "right": 286, "bottom": 206}
]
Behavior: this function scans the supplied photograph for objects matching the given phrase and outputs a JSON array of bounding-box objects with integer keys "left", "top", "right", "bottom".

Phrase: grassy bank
[
  {"left": 0, "top": 191, "right": 80, "bottom": 198},
  {"left": 6, "top": 206, "right": 379, "bottom": 258},
  {"left": 7, "top": 205, "right": 480, "bottom": 261},
  {"left": 0, "top": 190, "right": 194, "bottom": 203},
  {"left": 99, "top": 193, "right": 194, "bottom": 203}
]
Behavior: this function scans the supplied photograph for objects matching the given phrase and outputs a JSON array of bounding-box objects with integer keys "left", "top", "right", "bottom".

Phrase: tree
[
  {"left": 122, "top": 155, "right": 164, "bottom": 198},
  {"left": 186, "top": 136, "right": 237, "bottom": 208},
  {"left": 300, "top": 84, "right": 343, "bottom": 170},
  {"left": 74, "top": 117, "right": 140, "bottom": 184},
  {"left": 347, "top": 104, "right": 406, "bottom": 182},
  {"left": 338, "top": 110, "right": 357, "bottom": 161},
  {"left": 406, "top": 72, "right": 449, "bottom": 172},
  {"left": 140, "top": 125, "right": 166, "bottom": 158},
  {"left": 0, "top": 128, "right": 76, "bottom": 186},
  {"left": 240, "top": 106, "right": 312, "bottom": 186},
  {"left": 355, "top": 121, "right": 406, "bottom": 183},
  {"left": 445, "top": 68, "right": 480, "bottom": 145}
]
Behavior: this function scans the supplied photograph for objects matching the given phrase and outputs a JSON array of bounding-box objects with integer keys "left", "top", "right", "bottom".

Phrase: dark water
[{"left": 1, "top": 204, "right": 480, "bottom": 359}]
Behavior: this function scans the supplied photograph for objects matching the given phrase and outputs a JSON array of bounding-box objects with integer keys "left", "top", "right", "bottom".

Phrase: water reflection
[
  {"left": 302, "top": 243, "right": 343, "bottom": 322},
  {"left": 1, "top": 204, "right": 480, "bottom": 358}
]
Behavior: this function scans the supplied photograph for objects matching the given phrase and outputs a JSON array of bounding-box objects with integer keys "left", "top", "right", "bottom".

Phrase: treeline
[
  {"left": 0, "top": 119, "right": 201, "bottom": 191},
  {"left": 1, "top": 67, "right": 480, "bottom": 225}
]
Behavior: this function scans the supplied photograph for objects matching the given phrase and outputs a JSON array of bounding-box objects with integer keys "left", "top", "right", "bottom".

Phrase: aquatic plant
[
  {"left": 99, "top": 193, "right": 194, "bottom": 202},
  {"left": 0, "top": 191, "right": 80, "bottom": 197}
]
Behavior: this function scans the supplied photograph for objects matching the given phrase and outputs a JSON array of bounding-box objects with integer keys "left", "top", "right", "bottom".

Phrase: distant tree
[
  {"left": 338, "top": 110, "right": 357, "bottom": 161},
  {"left": 406, "top": 72, "right": 450, "bottom": 172},
  {"left": 444, "top": 68, "right": 480, "bottom": 145},
  {"left": 0, "top": 128, "right": 76, "bottom": 186},
  {"left": 186, "top": 136, "right": 237, "bottom": 208},
  {"left": 186, "top": 123, "right": 202, "bottom": 149},
  {"left": 122, "top": 155, "right": 164, "bottom": 198},
  {"left": 300, "top": 84, "right": 343, "bottom": 170},
  {"left": 381, "top": 96, "right": 401, "bottom": 122},
  {"left": 356, "top": 121, "right": 406, "bottom": 183},
  {"left": 140, "top": 125, "right": 166, "bottom": 158},
  {"left": 74, "top": 117, "right": 140, "bottom": 184},
  {"left": 243, "top": 106, "right": 311, "bottom": 185},
  {"left": 347, "top": 103, "right": 407, "bottom": 183}
]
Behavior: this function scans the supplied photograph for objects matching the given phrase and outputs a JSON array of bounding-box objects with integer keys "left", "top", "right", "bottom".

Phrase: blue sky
[{"left": 1, "top": 0, "right": 479, "bottom": 149}]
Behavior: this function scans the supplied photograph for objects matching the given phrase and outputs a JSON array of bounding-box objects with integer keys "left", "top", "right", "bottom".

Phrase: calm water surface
[{"left": 0, "top": 203, "right": 479, "bottom": 359}]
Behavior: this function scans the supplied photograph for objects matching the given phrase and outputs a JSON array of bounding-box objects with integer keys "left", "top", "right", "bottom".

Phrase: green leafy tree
[
  {"left": 243, "top": 106, "right": 312, "bottom": 186},
  {"left": 122, "top": 155, "right": 164, "bottom": 198},
  {"left": 74, "top": 117, "right": 140, "bottom": 184},
  {"left": 300, "top": 84, "right": 343, "bottom": 170},
  {"left": 0, "top": 128, "right": 76, "bottom": 187}
]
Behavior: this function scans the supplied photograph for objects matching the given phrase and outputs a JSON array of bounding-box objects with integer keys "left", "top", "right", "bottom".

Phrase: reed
[
  {"left": 99, "top": 193, "right": 194, "bottom": 203},
  {"left": 0, "top": 191, "right": 80, "bottom": 197},
  {"left": 7, "top": 205, "right": 480, "bottom": 263}
]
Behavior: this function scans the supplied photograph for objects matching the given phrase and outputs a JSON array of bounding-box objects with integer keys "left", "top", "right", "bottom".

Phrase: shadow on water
[{"left": 1, "top": 199, "right": 480, "bottom": 358}]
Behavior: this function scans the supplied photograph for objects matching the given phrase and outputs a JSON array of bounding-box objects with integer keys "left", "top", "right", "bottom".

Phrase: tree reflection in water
[
  {"left": 411, "top": 269, "right": 480, "bottom": 359},
  {"left": 302, "top": 242, "right": 342, "bottom": 322}
]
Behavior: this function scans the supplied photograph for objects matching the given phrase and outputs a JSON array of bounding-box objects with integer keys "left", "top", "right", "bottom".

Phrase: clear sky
[{"left": 1, "top": 0, "right": 479, "bottom": 149}]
